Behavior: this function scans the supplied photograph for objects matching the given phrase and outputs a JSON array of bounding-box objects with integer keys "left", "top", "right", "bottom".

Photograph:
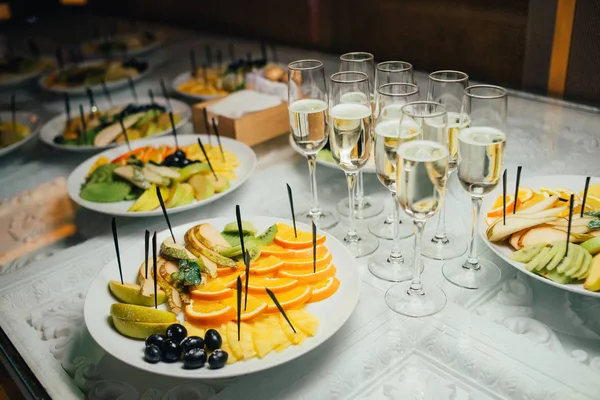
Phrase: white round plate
[
  {"left": 38, "top": 59, "right": 150, "bottom": 96},
  {"left": 40, "top": 96, "right": 190, "bottom": 152},
  {"left": 0, "top": 111, "right": 41, "bottom": 157},
  {"left": 82, "top": 37, "right": 164, "bottom": 59},
  {"left": 67, "top": 133, "right": 256, "bottom": 217},
  {"left": 172, "top": 71, "right": 228, "bottom": 102},
  {"left": 288, "top": 134, "right": 376, "bottom": 173},
  {"left": 84, "top": 216, "right": 360, "bottom": 379},
  {"left": 479, "top": 174, "right": 600, "bottom": 298},
  {"left": 0, "top": 57, "right": 54, "bottom": 89}
]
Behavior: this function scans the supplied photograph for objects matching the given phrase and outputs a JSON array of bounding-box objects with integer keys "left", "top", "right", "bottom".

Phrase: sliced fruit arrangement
[
  {"left": 55, "top": 102, "right": 181, "bottom": 147},
  {"left": 79, "top": 142, "right": 239, "bottom": 211},
  {"left": 486, "top": 183, "right": 600, "bottom": 291},
  {"left": 107, "top": 221, "right": 340, "bottom": 367},
  {"left": 43, "top": 58, "right": 147, "bottom": 89}
]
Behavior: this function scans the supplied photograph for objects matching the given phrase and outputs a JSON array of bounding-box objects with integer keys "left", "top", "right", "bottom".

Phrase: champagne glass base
[
  {"left": 337, "top": 196, "right": 384, "bottom": 219},
  {"left": 341, "top": 231, "right": 379, "bottom": 258},
  {"left": 295, "top": 209, "right": 340, "bottom": 230},
  {"left": 368, "top": 214, "right": 414, "bottom": 240},
  {"left": 421, "top": 232, "right": 468, "bottom": 260},
  {"left": 368, "top": 252, "right": 418, "bottom": 282},
  {"left": 442, "top": 258, "right": 501, "bottom": 289},
  {"left": 385, "top": 282, "right": 446, "bottom": 318}
]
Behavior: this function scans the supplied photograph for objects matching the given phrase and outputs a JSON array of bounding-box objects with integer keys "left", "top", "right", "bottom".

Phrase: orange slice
[
  {"left": 249, "top": 255, "right": 285, "bottom": 275},
  {"left": 221, "top": 292, "right": 268, "bottom": 321},
  {"left": 246, "top": 276, "right": 298, "bottom": 294},
  {"left": 261, "top": 243, "right": 290, "bottom": 257},
  {"left": 282, "top": 252, "right": 332, "bottom": 269},
  {"left": 487, "top": 195, "right": 520, "bottom": 217},
  {"left": 256, "top": 285, "right": 312, "bottom": 312},
  {"left": 185, "top": 301, "right": 236, "bottom": 326},
  {"left": 217, "top": 271, "right": 246, "bottom": 287},
  {"left": 519, "top": 192, "right": 546, "bottom": 210},
  {"left": 217, "top": 266, "right": 241, "bottom": 277},
  {"left": 262, "top": 243, "right": 329, "bottom": 259},
  {"left": 278, "top": 263, "right": 337, "bottom": 284},
  {"left": 273, "top": 223, "right": 326, "bottom": 249},
  {"left": 190, "top": 279, "right": 233, "bottom": 301},
  {"left": 308, "top": 276, "right": 340, "bottom": 303}
]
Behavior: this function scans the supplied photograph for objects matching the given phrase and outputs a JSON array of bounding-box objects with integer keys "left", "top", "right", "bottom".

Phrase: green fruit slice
[{"left": 80, "top": 181, "right": 131, "bottom": 202}]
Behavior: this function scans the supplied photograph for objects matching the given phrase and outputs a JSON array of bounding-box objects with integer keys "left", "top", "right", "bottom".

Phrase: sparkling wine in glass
[
  {"left": 422, "top": 70, "right": 469, "bottom": 260},
  {"left": 337, "top": 52, "right": 383, "bottom": 220},
  {"left": 442, "top": 85, "right": 507, "bottom": 289},
  {"left": 368, "top": 83, "right": 421, "bottom": 282},
  {"left": 329, "top": 71, "right": 379, "bottom": 257},
  {"left": 385, "top": 136, "right": 449, "bottom": 318},
  {"left": 369, "top": 61, "right": 416, "bottom": 240},
  {"left": 288, "top": 59, "right": 339, "bottom": 229}
]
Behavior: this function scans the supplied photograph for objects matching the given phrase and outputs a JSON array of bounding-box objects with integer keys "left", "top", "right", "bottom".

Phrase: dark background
[{"left": 2, "top": 0, "right": 599, "bottom": 104}]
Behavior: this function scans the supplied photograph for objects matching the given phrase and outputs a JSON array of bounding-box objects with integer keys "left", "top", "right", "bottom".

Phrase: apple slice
[
  {"left": 545, "top": 241, "right": 567, "bottom": 271},
  {"left": 565, "top": 245, "right": 586, "bottom": 277},
  {"left": 525, "top": 246, "right": 551, "bottom": 272},
  {"left": 584, "top": 254, "right": 600, "bottom": 291},
  {"left": 557, "top": 245, "right": 579, "bottom": 274},
  {"left": 574, "top": 249, "right": 592, "bottom": 279}
]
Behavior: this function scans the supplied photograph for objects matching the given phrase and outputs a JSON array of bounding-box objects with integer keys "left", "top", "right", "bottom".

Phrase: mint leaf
[
  {"left": 584, "top": 211, "right": 600, "bottom": 218},
  {"left": 175, "top": 259, "right": 202, "bottom": 288},
  {"left": 589, "top": 219, "right": 600, "bottom": 229}
]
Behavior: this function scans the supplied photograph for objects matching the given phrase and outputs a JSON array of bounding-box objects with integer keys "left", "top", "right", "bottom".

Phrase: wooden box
[{"left": 192, "top": 97, "right": 289, "bottom": 147}]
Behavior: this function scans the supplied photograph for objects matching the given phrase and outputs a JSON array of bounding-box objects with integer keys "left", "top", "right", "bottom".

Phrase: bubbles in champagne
[
  {"left": 289, "top": 99, "right": 328, "bottom": 154},
  {"left": 329, "top": 103, "right": 372, "bottom": 171},
  {"left": 396, "top": 140, "right": 449, "bottom": 221},
  {"left": 457, "top": 126, "right": 506, "bottom": 197}
]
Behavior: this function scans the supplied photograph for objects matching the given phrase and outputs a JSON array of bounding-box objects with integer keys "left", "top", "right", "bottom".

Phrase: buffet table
[{"left": 1, "top": 18, "right": 600, "bottom": 400}]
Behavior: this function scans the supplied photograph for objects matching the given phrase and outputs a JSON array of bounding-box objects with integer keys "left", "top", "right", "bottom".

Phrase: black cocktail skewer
[
  {"left": 152, "top": 232, "right": 158, "bottom": 309},
  {"left": 211, "top": 117, "right": 225, "bottom": 161},
  {"left": 202, "top": 107, "right": 212, "bottom": 145},
  {"left": 502, "top": 169, "right": 507, "bottom": 225},
  {"left": 513, "top": 166, "right": 522, "bottom": 214},
  {"left": 127, "top": 77, "right": 138, "bottom": 103},
  {"left": 78, "top": 104, "right": 86, "bottom": 145},
  {"left": 160, "top": 79, "right": 172, "bottom": 111},
  {"left": 243, "top": 251, "right": 250, "bottom": 311},
  {"left": 64, "top": 93, "right": 71, "bottom": 123},
  {"left": 111, "top": 217, "right": 123, "bottom": 284},
  {"left": 156, "top": 186, "right": 176, "bottom": 242},
  {"left": 85, "top": 87, "right": 97, "bottom": 114},
  {"left": 101, "top": 79, "right": 113, "bottom": 107},
  {"left": 581, "top": 177, "right": 591, "bottom": 217},
  {"left": 190, "top": 50, "right": 198, "bottom": 78},
  {"left": 119, "top": 117, "right": 131, "bottom": 152},
  {"left": 236, "top": 276, "right": 242, "bottom": 341},
  {"left": 168, "top": 111, "right": 179, "bottom": 149},
  {"left": 265, "top": 288, "right": 296, "bottom": 333},
  {"left": 286, "top": 183, "right": 298, "bottom": 238},
  {"left": 197, "top": 137, "right": 218, "bottom": 180},
  {"left": 235, "top": 205, "right": 246, "bottom": 257}
]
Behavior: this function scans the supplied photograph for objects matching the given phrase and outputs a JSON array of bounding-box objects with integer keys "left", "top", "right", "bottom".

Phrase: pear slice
[
  {"left": 487, "top": 216, "right": 558, "bottom": 242},
  {"left": 525, "top": 246, "right": 551, "bottom": 271},
  {"left": 516, "top": 195, "right": 559, "bottom": 214},
  {"left": 510, "top": 243, "right": 546, "bottom": 263},
  {"left": 519, "top": 227, "right": 578, "bottom": 248},
  {"left": 574, "top": 249, "right": 592, "bottom": 279},
  {"left": 545, "top": 242, "right": 567, "bottom": 271},
  {"left": 108, "top": 280, "right": 166, "bottom": 306},
  {"left": 110, "top": 303, "right": 176, "bottom": 323},
  {"left": 197, "top": 224, "right": 232, "bottom": 250},
  {"left": 94, "top": 112, "right": 145, "bottom": 146},
  {"left": 565, "top": 245, "right": 586, "bottom": 277},
  {"left": 510, "top": 231, "right": 526, "bottom": 250},
  {"left": 160, "top": 238, "right": 197, "bottom": 262},
  {"left": 112, "top": 317, "right": 172, "bottom": 339},
  {"left": 557, "top": 245, "right": 579, "bottom": 274},
  {"left": 535, "top": 244, "right": 560, "bottom": 271},
  {"left": 584, "top": 254, "right": 600, "bottom": 291},
  {"left": 184, "top": 228, "right": 236, "bottom": 270}
]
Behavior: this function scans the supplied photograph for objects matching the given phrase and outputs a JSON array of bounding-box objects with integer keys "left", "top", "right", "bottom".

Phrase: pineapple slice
[
  {"left": 279, "top": 313, "right": 307, "bottom": 345},
  {"left": 287, "top": 309, "right": 319, "bottom": 336},
  {"left": 183, "top": 322, "right": 205, "bottom": 337},
  {"left": 252, "top": 319, "right": 277, "bottom": 358},
  {"left": 264, "top": 315, "right": 290, "bottom": 348},
  {"left": 239, "top": 322, "right": 257, "bottom": 360},
  {"left": 225, "top": 321, "right": 244, "bottom": 360},
  {"left": 219, "top": 323, "right": 238, "bottom": 365}
]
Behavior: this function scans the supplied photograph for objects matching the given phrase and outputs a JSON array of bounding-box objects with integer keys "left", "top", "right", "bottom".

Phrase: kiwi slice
[
  {"left": 221, "top": 231, "right": 255, "bottom": 247},
  {"left": 80, "top": 181, "right": 131, "bottom": 202}
]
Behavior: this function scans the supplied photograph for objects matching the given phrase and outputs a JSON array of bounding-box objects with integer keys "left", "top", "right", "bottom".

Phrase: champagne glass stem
[
  {"left": 464, "top": 197, "right": 483, "bottom": 269},
  {"left": 432, "top": 171, "right": 452, "bottom": 243},
  {"left": 306, "top": 154, "right": 321, "bottom": 215},
  {"left": 408, "top": 220, "right": 425, "bottom": 295},
  {"left": 345, "top": 172, "right": 358, "bottom": 239},
  {"left": 389, "top": 192, "right": 403, "bottom": 262},
  {"left": 384, "top": 195, "right": 395, "bottom": 224},
  {"left": 356, "top": 170, "right": 365, "bottom": 204}
]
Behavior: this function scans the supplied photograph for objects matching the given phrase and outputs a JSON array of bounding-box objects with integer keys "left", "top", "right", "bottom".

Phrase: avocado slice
[
  {"left": 188, "top": 174, "right": 215, "bottom": 201},
  {"left": 223, "top": 221, "right": 257, "bottom": 236},
  {"left": 160, "top": 238, "right": 198, "bottom": 262},
  {"left": 177, "top": 163, "right": 210, "bottom": 182}
]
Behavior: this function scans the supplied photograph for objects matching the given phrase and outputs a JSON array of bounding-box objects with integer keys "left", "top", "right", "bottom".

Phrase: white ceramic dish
[
  {"left": 67, "top": 133, "right": 257, "bottom": 217},
  {"left": 0, "top": 57, "right": 55, "bottom": 89},
  {"left": 82, "top": 36, "right": 164, "bottom": 59},
  {"left": 0, "top": 111, "right": 41, "bottom": 157},
  {"left": 38, "top": 59, "right": 150, "bottom": 96},
  {"left": 84, "top": 216, "right": 360, "bottom": 379},
  {"left": 171, "top": 71, "right": 228, "bottom": 102},
  {"left": 479, "top": 174, "right": 600, "bottom": 298},
  {"left": 39, "top": 96, "right": 190, "bottom": 152},
  {"left": 288, "top": 134, "right": 376, "bottom": 174}
]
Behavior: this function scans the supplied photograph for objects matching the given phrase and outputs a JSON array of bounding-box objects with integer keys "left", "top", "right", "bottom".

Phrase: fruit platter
[
  {"left": 81, "top": 32, "right": 163, "bottom": 58},
  {"left": 84, "top": 216, "right": 360, "bottom": 378},
  {"left": 481, "top": 174, "right": 600, "bottom": 297},
  {"left": 172, "top": 59, "right": 287, "bottom": 101},
  {"left": 39, "top": 58, "right": 149, "bottom": 95},
  {"left": 67, "top": 133, "right": 257, "bottom": 217},
  {"left": 0, "top": 111, "right": 41, "bottom": 157},
  {"left": 39, "top": 96, "right": 190, "bottom": 151},
  {"left": 0, "top": 56, "right": 54, "bottom": 88}
]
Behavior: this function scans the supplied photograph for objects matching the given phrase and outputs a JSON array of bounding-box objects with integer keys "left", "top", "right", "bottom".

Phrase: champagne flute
[
  {"left": 368, "top": 83, "right": 420, "bottom": 281},
  {"left": 442, "top": 85, "right": 507, "bottom": 289},
  {"left": 385, "top": 103, "right": 449, "bottom": 318},
  {"left": 288, "top": 59, "right": 339, "bottom": 229},
  {"left": 337, "top": 52, "right": 384, "bottom": 219},
  {"left": 329, "top": 71, "right": 379, "bottom": 257},
  {"left": 369, "top": 61, "right": 415, "bottom": 240},
  {"left": 422, "top": 70, "right": 469, "bottom": 260}
]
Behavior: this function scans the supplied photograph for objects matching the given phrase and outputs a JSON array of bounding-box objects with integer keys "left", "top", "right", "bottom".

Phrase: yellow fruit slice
[
  {"left": 519, "top": 193, "right": 547, "bottom": 210},
  {"left": 256, "top": 285, "right": 312, "bottom": 312},
  {"left": 185, "top": 301, "right": 235, "bottom": 326},
  {"left": 246, "top": 276, "right": 298, "bottom": 294},
  {"left": 581, "top": 183, "right": 600, "bottom": 199},
  {"left": 308, "top": 277, "right": 340, "bottom": 303},
  {"left": 286, "top": 309, "right": 319, "bottom": 336},
  {"left": 252, "top": 319, "right": 277, "bottom": 358},
  {"left": 182, "top": 321, "right": 205, "bottom": 337},
  {"left": 225, "top": 321, "right": 244, "bottom": 360},
  {"left": 221, "top": 292, "right": 268, "bottom": 321},
  {"left": 239, "top": 322, "right": 256, "bottom": 360},
  {"left": 190, "top": 279, "right": 233, "bottom": 301},
  {"left": 279, "top": 312, "right": 307, "bottom": 345},
  {"left": 248, "top": 256, "right": 285, "bottom": 275},
  {"left": 584, "top": 195, "right": 600, "bottom": 210}
]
